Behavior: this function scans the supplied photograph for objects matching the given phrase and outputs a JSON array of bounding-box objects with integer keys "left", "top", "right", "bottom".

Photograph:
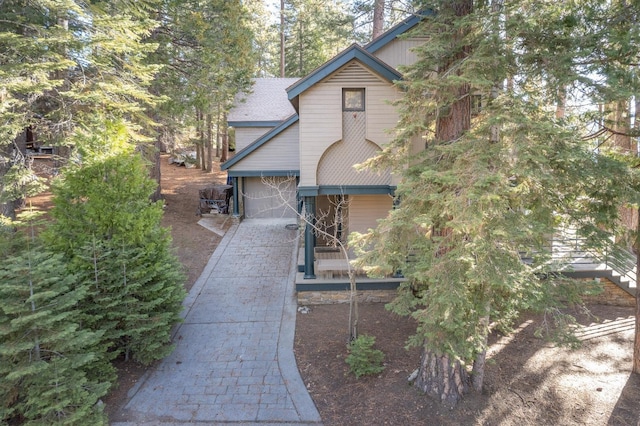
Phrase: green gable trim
[
  {"left": 365, "top": 10, "right": 432, "bottom": 54},
  {"left": 298, "top": 185, "right": 396, "bottom": 196},
  {"left": 221, "top": 114, "right": 299, "bottom": 171},
  {"left": 286, "top": 45, "right": 402, "bottom": 102},
  {"left": 228, "top": 121, "right": 282, "bottom": 128},
  {"left": 227, "top": 170, "right": 299, "bottom": 178}
]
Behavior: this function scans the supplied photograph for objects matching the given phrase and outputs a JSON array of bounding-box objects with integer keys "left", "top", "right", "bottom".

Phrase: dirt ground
[
  {"left": 295, "top": 303, "right": 640, "bottom": 426},
  {"left": 30, "top": 155, "right": 640, "bottom": 425}
]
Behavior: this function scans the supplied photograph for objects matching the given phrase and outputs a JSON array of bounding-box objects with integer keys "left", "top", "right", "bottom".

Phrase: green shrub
[{"left": 346, "top": 335, "right": 385, "bottom": 378}]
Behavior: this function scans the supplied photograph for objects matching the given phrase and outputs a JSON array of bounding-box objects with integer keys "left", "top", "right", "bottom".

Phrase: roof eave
[
  {"left": 286, "top": 45, "right": 402, "bottom": 108},
  {"left": 364, "top": 9, "right": 433, "bottom": 54},
  {"left": 221, "top": 114, "right": 299, "bottom": 171}
]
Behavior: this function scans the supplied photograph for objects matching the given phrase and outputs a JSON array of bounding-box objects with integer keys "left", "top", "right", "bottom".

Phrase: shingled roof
[{"left": 228, "top": 78, "right": 300, "bottom": 126}]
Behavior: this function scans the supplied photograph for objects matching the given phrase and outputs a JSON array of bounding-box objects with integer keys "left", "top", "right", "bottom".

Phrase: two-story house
[{"left": 222, "top": 13, "right": 427, "bottom": 290}]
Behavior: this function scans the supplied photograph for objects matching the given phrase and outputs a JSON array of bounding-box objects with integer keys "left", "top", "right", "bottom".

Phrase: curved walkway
[{"left": 113, "top": 219, "right": 321, "bottom": 425}]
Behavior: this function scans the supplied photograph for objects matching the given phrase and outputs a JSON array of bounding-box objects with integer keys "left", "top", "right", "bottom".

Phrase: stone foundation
[
  {"left": 297, "top": 278, "right": 635, "bottom": 307},
  {"left": 297, "top": 289, "right": 397, "bottom": 305},
  {"left": 583, "top": 278, "right": 635, "bottom": 307}
]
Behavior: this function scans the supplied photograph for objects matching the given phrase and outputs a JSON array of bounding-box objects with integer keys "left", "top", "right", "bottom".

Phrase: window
[
  {"left": 343, "top": 88, "right": 365, "bottom": 111},
  {"left": 471, "top": 94, "right": 483, "bottom": 116}
]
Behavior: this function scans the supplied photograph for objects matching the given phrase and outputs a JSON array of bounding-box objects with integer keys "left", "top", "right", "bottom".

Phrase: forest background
[{"left": 2, "top": 0, "right": 640, "bottom": 424}]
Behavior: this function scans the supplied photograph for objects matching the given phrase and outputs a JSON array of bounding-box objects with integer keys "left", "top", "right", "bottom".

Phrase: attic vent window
[{"left": 343, "top": 88, "right": 365, "bottom": 111}]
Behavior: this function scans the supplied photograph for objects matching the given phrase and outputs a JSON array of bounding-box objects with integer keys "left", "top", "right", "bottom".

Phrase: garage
[{"left": 243, "top": 176, "right": 298, "bottom": 219}]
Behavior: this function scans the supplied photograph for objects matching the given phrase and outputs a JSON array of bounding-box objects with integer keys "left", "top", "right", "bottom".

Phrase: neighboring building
[{"left": 222, "top": 12, "right": 428, "bottom": 281}]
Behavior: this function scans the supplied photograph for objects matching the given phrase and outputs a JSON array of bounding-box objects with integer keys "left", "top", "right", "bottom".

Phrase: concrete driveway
[{"left": 112, "top": 218, "right": 321, "bottom": 425}]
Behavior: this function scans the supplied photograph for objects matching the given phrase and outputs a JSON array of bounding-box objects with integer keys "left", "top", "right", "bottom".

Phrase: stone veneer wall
[
  {"left": 297, "top": 278, "right": 635, "bottom": 307},
  {"left": 297, "top": 289, "right": 396, "bottom": 305},
  {"left": 583, "top": 278, "right": 635, "bottom": 308}
]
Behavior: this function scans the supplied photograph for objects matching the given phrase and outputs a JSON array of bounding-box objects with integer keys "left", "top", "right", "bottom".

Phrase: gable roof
[
  {"left": 221, "top": 114, "right": 299, "bottom": 171},
  {"left": 286, "top": 44, "right": 402, "bottom": 111},
  {"left": 364, "top": 9, "right": 433, "bottom": 54},
  {"left": 228, "top": 78, "right": 299, "bottom": 127}
]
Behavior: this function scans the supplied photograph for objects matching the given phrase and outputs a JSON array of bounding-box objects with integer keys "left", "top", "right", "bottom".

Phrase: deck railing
[{"left": 549, "top": 230, "right": 637, "bottom": 293}]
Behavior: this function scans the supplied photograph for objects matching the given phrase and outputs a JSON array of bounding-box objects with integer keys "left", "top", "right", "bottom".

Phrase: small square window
[{"left": 343, "top": 88, "right": 365, "bottom": 111}]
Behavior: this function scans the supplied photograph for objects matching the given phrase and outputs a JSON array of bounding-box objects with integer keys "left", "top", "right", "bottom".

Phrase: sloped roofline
[
  {"left": 228, "top": 120, "right": 283, "bottom": 128},
  {"left": 221, "top": 114, "right": 299, "bottom": 171},
  {"left": 286, "top": 44, "right": 402, "bottom": 105},
  {"left": 364, "top": 9, "right": 433, "bottom": 54}
]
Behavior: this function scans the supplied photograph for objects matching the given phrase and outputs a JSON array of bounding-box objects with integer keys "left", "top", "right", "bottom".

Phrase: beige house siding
[
  {"left": 365, "top": 84, "right": 401, "bottom": 143},
  {"left": 390, "top": 134, "right": 425, "bottom": 185},
  {"left": 299, "top": 61, "right": 399, "bottom": 187},
  {"left": 317, "top": 112, "right": 390, "bottom": 186},
  {"left": 234, "top": 127, "right": 273, "bottom": 152},
  {"left": 229, "top": 123, "right": 299, "bottom": 172},
  {"left": 348, "top": 194, "right": 393, "bottom": 235},
  {"left": 373, "top": 37, "right": 426, "bottom": 69},
  {"left": 243, "top": 176, "right": 297, "bottom": 219}
]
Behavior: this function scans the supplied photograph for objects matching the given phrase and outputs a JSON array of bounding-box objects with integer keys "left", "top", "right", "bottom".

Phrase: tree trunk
[
  {"left": 299, "top": 19, "right": 303, "bottom": 76},
  {"left": 613, "top": 100, "right": 632, "bottom": 153},
  {"left": 280, "top": 0, "right": 285, "bottom": 77},
  {"left": 633, "top": 88, "right": 640, "bottom": 375},
  {"left": 472, "top": 298, "right": 491, "bottom": 391},
  {"left": 416, "top": 349, "right": 469, "bottom": 406},
  {"left": 419, "top": 0, "right": 473, "bottom": 405},
  {"left": 220, "top": 112, "right": 229, "bottom": 163},
  {"left": 0, "top": 143, "right": 18, "bottom": 220},
  {"left": 556, "top": 86, "right": 566, "bottom": 119},
  {"left": 372, "top": 0, "right": 385, "bottom": 39},
  {"left": 147, "top": 140, "right": 162, "bottom": 202},
  {"left": 206, "top": 113, "right": 213, "bottom": 172},
  {"left": 216, "top": 104, "right": 221, "bottom": 158},
  {"left": 634, "top": 212, "right": 640, "bottom": 374},
  {"left": 348, "top": 270, "right": 359, "bottom": 342},
  {"left": 197, "top": 109, "right": 205, "bottom": 169}
]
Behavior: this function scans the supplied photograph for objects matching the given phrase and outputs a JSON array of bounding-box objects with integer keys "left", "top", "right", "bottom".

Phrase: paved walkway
[{"left": 113, "top": 219, "right": 321, "bottom": 425}]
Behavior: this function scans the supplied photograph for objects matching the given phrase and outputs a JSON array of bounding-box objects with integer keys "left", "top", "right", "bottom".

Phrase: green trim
[
  {"left": 228, "top": 121, "right": 281, "bottom": 128},
  {"left": 298, "top": 185, "right": 396, "bottom": 196},
  {"left": 364, "top": 10, "right": 432, "bottom": 54},
  {"left": 286, "top": 45, "right": 402, "bottom": 103},
  {"left": 227, "top": 170, "right": 299, "bottom": 178},
  {"left": 221, "top": 114, "right": 299, "bottom": 171},
  {"left": 296, "top": 279, "right": 404, "bottom": 292}
]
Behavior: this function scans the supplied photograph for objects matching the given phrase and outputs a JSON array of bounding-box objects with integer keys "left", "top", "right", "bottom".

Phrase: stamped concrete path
[{"left": 113, "top": 218, "right": 321, "bottom": 425}]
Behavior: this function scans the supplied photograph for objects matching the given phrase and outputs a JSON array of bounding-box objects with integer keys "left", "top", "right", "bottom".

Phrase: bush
[
  {"left": 346, "top": 335, "right": 385, "bottom": 378},
  {"left": 44, "top": 153, "right": 186, "bottom": 365}
]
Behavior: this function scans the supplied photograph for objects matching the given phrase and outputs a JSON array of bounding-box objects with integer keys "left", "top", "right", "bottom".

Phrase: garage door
[{"left": 243, "top": 176, "right": 297, "bottom": 219}]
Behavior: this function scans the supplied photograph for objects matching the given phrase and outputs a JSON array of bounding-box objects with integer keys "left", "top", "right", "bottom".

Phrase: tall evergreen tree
[
  {"left": 282, "top": 0, "right": 354, "bottom": 77},
  {"left": 0, "top": 222, "right": 110, "bottom": 425},
  {"left": 148, "top": 0, "right": 255, "bottom": 167},
  {"left": 0, "top": 0, "right": 162, "bottom": 215},
  {"left": 355, "top": 0, "right": 640, "bottom": 405},
  {"left": 44, "top": 148, "right": 186, "bottom": 365}
]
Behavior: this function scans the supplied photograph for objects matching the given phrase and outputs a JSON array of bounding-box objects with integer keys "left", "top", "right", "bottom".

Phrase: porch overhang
[{"left": 298, "top": 185, "right": 396, "bottom": 197}]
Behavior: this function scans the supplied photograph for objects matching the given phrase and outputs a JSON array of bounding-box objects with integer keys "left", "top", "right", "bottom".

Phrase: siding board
[
  {"left": 229, "top": 123, "right": 299, "bottom": 171},
  {"left": 348, "top": 194, "right": 393, "bottom": 235},
  {"left": 373, "top": 37, "right": 427, "bottom": 69},
  {"left": 235, "top": 127, "right": 273, "bottom": 152}
]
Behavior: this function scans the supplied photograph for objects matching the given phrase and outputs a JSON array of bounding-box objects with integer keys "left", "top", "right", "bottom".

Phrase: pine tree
[
  {"left": 0, "top": 227, "right": 110, "bottom": 425},
  {"left": 283, "top": 0, "right": 354, "bottom": 77},
  {"left": 355, "top": 0, "right": 640, "bottom": 405},
  {"left": 44, "top": 152, "right": 186, "bottom": 365},
  {"left": 148, "top": 0, "right": 256, "bottom": 167}
]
